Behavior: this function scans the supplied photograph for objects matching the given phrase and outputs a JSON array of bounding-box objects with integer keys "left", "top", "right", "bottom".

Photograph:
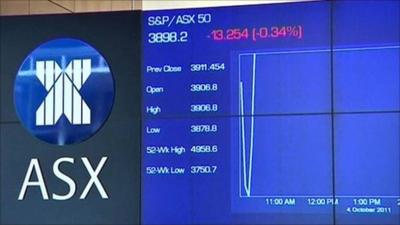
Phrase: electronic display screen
[
  {"left": 142, "top": 1, "right": 400, "bottom": 224},
  {"left": 0, "top": 12, "right": 141, "bottom": 225}
]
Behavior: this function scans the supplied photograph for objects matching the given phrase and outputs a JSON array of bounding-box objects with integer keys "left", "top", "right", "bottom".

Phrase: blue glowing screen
[
  {"left": 142, "top": 1, "right": 400, "bottom": 224},
  {"left": 14, "top": 38, "right": 115, "bottom": 145}
]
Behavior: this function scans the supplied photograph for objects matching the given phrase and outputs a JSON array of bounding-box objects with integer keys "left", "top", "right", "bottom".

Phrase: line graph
[
  {"left": 237, "top": 51, "right": 333, "bottom": 199},
  {"left": 239, "top": 54, "right": 257, "bottom": 197},
  {"left": 236, "top": 46, "right": 400, "bottom": 199}
]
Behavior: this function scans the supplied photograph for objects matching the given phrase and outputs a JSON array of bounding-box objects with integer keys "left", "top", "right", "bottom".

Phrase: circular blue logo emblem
[{"left": 14, "top": 38, "right": 115, "bottom": 145}]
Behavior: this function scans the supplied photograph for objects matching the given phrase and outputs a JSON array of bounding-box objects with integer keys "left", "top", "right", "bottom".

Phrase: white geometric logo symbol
[{"left": 35, "top": 59, "right": 92, "bottom": 126}]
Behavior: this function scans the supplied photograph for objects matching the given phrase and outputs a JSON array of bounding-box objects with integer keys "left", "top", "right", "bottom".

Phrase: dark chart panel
[{"left": 142, "top": 1, "right": 400, "bottom": 225}]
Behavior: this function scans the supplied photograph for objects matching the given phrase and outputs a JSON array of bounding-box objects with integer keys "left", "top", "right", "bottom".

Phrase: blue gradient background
[
  {"left": 14, "top": 38, "right": 115, "bottom": 145},
  {"left": 143, "top": 1, "right": 400, "bottom": 225}
]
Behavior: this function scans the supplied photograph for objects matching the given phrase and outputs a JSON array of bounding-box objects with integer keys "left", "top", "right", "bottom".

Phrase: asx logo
[
  {"left": 18, "top": 157, "right": 109, "bottom": 201},
  {"left": 14, "top": 38, "right": 115, "bottom": 145},
  {"left": 35, "top": 59, "right": 92, "bottom": 126},
  {"left": 13, "top": 38, "right": 115, "bottom": 201}
]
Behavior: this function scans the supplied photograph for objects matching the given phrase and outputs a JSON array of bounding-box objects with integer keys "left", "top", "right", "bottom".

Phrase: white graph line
[
  {"left": 239, "top": 82, "right": 247, "bottom": 195},
  {"left": 238, "top": 54, "right": 242, "bottom": 197},
  {"left": 240, "top": 54, "right": 257, "bottom": 197},
  {"left": 238, "top": 45, "right": 400, "bottom": 57},
  {"left": 238, "top": 45, "right": 400, "bottom": 198}
]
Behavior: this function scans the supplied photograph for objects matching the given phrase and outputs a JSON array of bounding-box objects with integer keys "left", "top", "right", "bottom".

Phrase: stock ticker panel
[{"left": 142, "top": 1, "right": 400, "bottom": 225}]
